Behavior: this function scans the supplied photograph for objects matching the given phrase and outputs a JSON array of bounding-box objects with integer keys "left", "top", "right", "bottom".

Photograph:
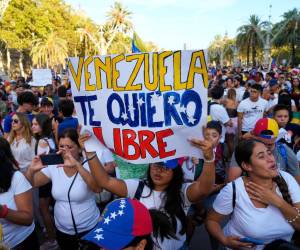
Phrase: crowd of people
[{"left": 0, "top": 64, "right": 299, "bottom": 250}]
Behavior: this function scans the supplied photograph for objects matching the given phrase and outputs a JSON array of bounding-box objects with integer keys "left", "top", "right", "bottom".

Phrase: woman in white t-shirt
[
  {"left": 0, "top": 138, "right": 37, "bottom": 249},
  {"left": 26, "top": 128, "right": 101, "bottom": 250},
  {"left": 80, "top": 132, "right": 216, "bottom": 250},
  {"left": 206, "top": 139, "right": 300, "bottom": 250},
  {"left": 9, "top": 112, "right": 36, "bottom": 172}
]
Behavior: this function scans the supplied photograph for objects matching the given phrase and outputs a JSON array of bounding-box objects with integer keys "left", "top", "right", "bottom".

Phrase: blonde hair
[
  {"left": 9, "top": 112, "right": 33, "bottom": 145},
  {"left": 227, "top": 88, "right": 236, "bottom": 100}
]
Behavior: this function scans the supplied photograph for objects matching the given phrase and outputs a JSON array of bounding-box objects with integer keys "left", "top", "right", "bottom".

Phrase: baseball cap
[
  {"left": 82, "top": 198, "right": 153, "bottom": 250},
  {"left": 252, "top": 118, "right": 279, "bottom": 139}
]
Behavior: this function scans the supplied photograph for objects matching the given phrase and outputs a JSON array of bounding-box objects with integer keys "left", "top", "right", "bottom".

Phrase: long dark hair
[
  {"left": 0, "top": 137, "right": 19, "bottom": 169},
  {"left": 143, "top": 165, "right": 187, "bottom": 235},
  {"left": 235, "top": 139, "right": 293, "bottom": 205},
  {"left": 58, "top": 128, "right": 80, "bottom": 148},
  {"left": 0, "top": 140, "right": 17, "bottom": 192},
  {"left": 34, "top": 113, "right": 54, "bottom": 154}
]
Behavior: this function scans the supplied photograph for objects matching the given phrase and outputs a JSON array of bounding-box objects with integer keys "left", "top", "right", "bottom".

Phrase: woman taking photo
[
  {"left": 25, "top": 128, "right": 101, "bottom": 250},
  {"left": 206, "top": 139, "right": 300, "bottom": 250},
  {"left": 31, "top": 113, "right": 58, "bottom": 250},
  {"left": 79, "top": 131, "right": 216, "bottom": 250},
  {"left": 9, "top": 112, "right": 35, "bottom": 172},
  {"left": 0, "top": 138, "right": 37, "bottom": 249}
]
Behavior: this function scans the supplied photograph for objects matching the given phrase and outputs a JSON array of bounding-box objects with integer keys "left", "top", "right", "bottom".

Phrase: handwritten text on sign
[{"left": 68, "top": 50, "right": 208, "bottom": 163}]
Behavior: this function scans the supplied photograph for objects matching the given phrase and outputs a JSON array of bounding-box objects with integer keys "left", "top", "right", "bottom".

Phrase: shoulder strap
[
  {"left": 207, "top": 101, "right": 218, "bottom": 115},
  {"left": 134, "top": 180, "right": 145, "bottom": 201},
  {"left": 68, "top": 172, "right": 79, "bottom": 236},
  {"left": 232, "top": 181, "right": 236, "bottom": 209}
]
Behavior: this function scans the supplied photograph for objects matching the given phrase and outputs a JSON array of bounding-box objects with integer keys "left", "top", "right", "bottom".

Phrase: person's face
[
  {"left": 58, "top": 137, "right": 80, "bottom": 160},
  {"left": 279, "top": 75, "right": 285, "bottom": 83},
  {"left": 274, "top": 109, "right": 289, "bottom": 128},
  {"left": 233, "top": 79, "right": 239, "bottom": 88},
  {"left": 150, "top": 163, "right": 174, "bottom": 189},
  {"left": 45, "top": 86, "right": 53, "bottom": 97},
  {"left": 204, "top": 128, "right": 220, "bottom": 148},
  {"left": 22, "top": 103, "right": 34, "bottom": 113},
  {"left": 249, "top": 88, "right": 260, "bottom": 101},
  {"left": 292, "top": 78, "right": 299, "bottom": 87},
  {"left": 226, "top": 79, "right": 234, "bottom": 89},
  {"left": 262, "top": 89, "right": 271, "bottom": 100},
  {"left": 31, "top": 118, "right": 41, "bottom": 134},
  {"left": 243, "top": 142, "right": 278, "bottom": 179},
  {"left": 31, "top": 87, "right": 39, "bottom": 97},
  {"left": 266, "top": 74, "right": 272, "bottom": 81},
  {"left": 40, "top": 105, "right": 53, "bottom": 116},
  {"left": 11, "top": 115, "right": 23, "bottom": 132},
  {"left": 270, "top": 84, "right": 278, "bottom": 94},
  {"left": 16, "top": 87, "right": 24, "bottom": 95}
]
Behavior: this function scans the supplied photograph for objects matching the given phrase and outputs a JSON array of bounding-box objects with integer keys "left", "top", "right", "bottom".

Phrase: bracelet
[
  {"left": 204, "top": 153, "right": 215, "bottom": 163},
  {"left": 287, "top": 207, "right": 300, "bottom": 223},
  {"left": 0, "top": 205, "right": 9, "bottom": 218}
]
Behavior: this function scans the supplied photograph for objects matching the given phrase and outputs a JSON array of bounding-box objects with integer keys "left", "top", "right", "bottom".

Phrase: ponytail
[{"left": 273, "top": 175, "right": 293, "bottom": 205}]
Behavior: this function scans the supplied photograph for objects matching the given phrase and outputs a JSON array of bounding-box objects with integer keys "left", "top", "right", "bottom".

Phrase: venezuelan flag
[{"left": 132, "top": 31, "right": 147, "bottom": 53}]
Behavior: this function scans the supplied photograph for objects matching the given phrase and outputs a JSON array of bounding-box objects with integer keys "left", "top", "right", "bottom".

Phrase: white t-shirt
[
  {"left": 210, "top": 103, "right": 230, "bottom": 143},
  {"left": 0, "top": 171, "right": 35, "bottom": 248},
  {"left": 235, "top": 87, "right": 245, "bottom": 102},
  {"left": 125, "top": 179, "right": 192, "bottom": 250},
  {"left": 41, "top": 162, "right": 100, "bottom": 234},
  {"left": 266, "top": 95, "right": 296, "bottom": 111},
  {"left": 11, "top": 137, "right": 36, "bottom": 172},
  {"left": 237, "top": 97, "right": 268, "bottom": 132},
  {"left": 213, "top": 171, "right": 300, "bottom": 250}
]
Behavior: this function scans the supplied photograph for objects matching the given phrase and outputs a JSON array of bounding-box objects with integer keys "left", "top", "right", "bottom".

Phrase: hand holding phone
[
  {"left": 40, "top": 154, "right": 64, "bottom": 166},
  {"left": 240, "top": 237, "right": 264, "bottom": 245}
]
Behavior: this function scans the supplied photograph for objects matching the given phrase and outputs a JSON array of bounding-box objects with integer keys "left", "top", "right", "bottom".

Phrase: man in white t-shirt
[
  {"left": 233, "top": 75, "right": 245, "bottom": 102},
  {"left": 237, "top": 83, "right": 268, "bottom": 138},
  {"left": 209, "top": 85, "right": 232, "bottom": 143}
]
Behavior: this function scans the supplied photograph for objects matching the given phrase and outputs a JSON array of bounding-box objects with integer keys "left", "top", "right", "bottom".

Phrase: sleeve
[
  {"left": 41, "top": 166, "right": 52, "bottom": 179},
  {"left": 213, "top": 182, "right": 234, "bottom": 215},
  {"left": 12, "top": 171, "right": 32, "bottom": 195},
  {"left": 212, "top": 106, "right": 230, "bottom": 124},
  {"left": 3, "top": 115, "right": 12, "bottom": 133},
  {"left": 124, "top": 179, "right": 140, "bottom": 198},
  {"left": 285, "top": 146, "right": 300, "bottom": 177},
  {"left": 182, "top": 182, "right": 193, "bottom": 207},
  {"left": 237, "top": 101, "right": 245, "bottom": 113},
  {"left": 280, "top": 171, "right": 300, "bottom": 204}
]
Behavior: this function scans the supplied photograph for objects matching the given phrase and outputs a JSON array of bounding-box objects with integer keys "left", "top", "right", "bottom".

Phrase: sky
[{"left": 65, "top": 0, "right": 299, "bottom": 50}]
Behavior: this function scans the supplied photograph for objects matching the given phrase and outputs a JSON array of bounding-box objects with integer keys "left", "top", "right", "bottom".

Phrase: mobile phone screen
[{"left": 40, "top": 154, "right": 64, "bottom": 166}]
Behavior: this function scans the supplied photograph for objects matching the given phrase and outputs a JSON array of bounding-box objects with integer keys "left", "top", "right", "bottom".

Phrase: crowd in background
[{"left": 0, "top": 64, "right": 299, "bottom": 250}]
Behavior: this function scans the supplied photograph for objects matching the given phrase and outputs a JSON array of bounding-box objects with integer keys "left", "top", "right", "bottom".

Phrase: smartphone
[
  {"left": 40, "top": 154, "right": 64, "bottom": 166},
  {"left": 240, "top": 237, "right": 264, "bottom": 245}
]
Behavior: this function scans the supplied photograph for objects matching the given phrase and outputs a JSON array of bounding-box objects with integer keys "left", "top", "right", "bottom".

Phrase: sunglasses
[{"left": 12, "top": 119, "right": 20, "bottom": 124}]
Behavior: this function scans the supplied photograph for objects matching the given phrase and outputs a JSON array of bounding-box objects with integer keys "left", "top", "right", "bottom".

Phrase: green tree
[
  {"left": 236, "top": 15, "right": 266, "bottom": 66},
  {"left": 272, "top": 8, "right": 300, "bottom": 67},
  {"left": 31, "top": 31, "right": 68, "bottom": 68}
]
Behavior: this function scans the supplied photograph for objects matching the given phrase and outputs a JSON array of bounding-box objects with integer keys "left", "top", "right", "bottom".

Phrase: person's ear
[
  {"left": 241, "top": 162, "right": 252, "bottom": 172},
  {"left": 136, "top": 239, "right": 147, "bottom": 250}
]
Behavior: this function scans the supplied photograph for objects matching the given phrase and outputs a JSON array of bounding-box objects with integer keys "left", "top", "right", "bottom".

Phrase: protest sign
[
  {"left": 68, "top": 50, "right": 208, "bottom": 164},
  {"left": 30, "top": 69, "right": 52, "bottom": 86}
]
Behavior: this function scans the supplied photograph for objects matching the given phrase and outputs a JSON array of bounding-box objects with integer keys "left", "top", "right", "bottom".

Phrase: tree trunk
[
  {"left": 6, "top": 48, "right": 10, "bottom": 76},
  {"left": 0, "top": 51, "right": 4, "bottom": 72},
  {"left": 252, "top": 34, "right": 256, "bottom": 67},
  {"left": 291, "top": 40, "right": 295, "bottom": 67},
  {"left": 19, "top": 51, "right": 24, "bottom": 76},
  {"left": 246, "top": 43, "right": 250, "bottom": 67}
]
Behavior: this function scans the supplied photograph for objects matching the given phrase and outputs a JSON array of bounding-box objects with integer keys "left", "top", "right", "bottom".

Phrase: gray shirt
[{"left": 229, "top": 143, "right": 300, "bottom": 177}]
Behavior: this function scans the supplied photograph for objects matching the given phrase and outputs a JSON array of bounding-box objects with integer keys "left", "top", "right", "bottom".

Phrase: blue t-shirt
[
  {"left": 3, "top": 112, "right": 34, "bottom": 133},
  {"left": 58, "top": 117, "right": 78, "bottom": 136}
]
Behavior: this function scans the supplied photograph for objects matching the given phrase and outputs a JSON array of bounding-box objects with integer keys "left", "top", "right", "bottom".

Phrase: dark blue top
[{"left": 58, "top": 117, "right": 79, "bottom": 136}]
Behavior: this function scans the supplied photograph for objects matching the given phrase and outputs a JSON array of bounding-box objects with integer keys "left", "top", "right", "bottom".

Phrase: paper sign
[
  {"left": 30, "top": 69, "right": 52, "bottom": 86},
  {"left": 68, "top": 50, "right": 208, "bottom": 164}
]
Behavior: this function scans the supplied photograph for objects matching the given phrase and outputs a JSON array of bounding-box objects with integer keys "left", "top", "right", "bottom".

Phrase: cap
[
  {"left": 82, "top": 198, "right": 153, "bottom": 250},
  {"left": 40, "top": 97, "right": 53, "bottom": 106},
  {"left": 252, "top": 118, "right": 279, "bottom": 139},
  {"left": 156, "top": 158, "right": 182, "bottom": 169}
]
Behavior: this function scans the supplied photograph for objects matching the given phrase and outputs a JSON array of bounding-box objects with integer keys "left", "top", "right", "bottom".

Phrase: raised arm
[
  {"left": 79, "top": 134, "right": 128, "bottom": 197},
  {"left": 186, "top": 139, "right": 215, "bottom": 203}
]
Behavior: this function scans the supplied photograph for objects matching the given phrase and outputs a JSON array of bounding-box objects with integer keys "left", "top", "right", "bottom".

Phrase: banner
[{"left": 68, "top": 50, "right": 208, "bottom": 164}]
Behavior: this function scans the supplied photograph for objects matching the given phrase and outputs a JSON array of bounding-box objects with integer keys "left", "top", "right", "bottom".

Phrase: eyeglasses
[
  {"left": 151, "top": 164, "right": 172, "bottom": 173},
  {"left": 12, "top": 119, "right": 19, "bottom": 124}
]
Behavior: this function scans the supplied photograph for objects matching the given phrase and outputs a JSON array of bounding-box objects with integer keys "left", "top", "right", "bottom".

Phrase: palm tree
[
  {"left": 272, "top": 8, "right": 300, "bottom": 67},
  {"left": 236, "top": 15, "right": 266, "bottom": 67},
  {"left": 31, "top": 32, "right": 68, "bottom": 68}
]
